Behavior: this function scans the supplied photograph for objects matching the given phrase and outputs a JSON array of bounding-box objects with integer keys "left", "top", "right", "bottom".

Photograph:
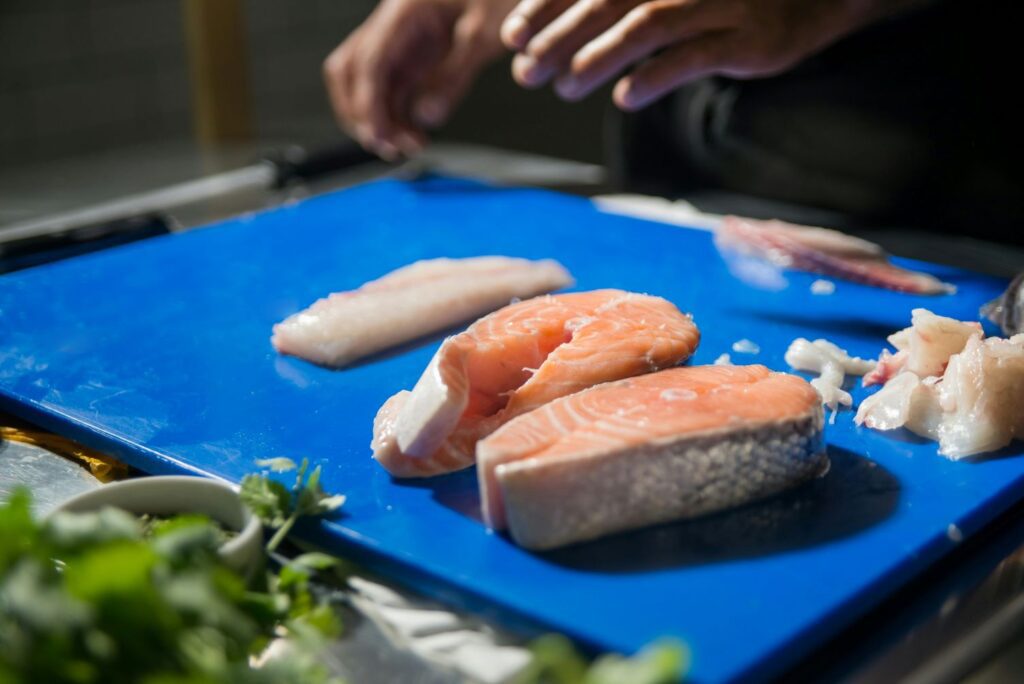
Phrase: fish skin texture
[
  {"left": 715, "top": 216, "right": 954, "bottom": 295},
  {"left": 271, "top": 256, "right": 573, "bottom": 367},
  {"left": 477, "top": 365, "right": 826, "bottom": 549},
  {"left": 372, "top": 290, "right": 700, "bottom": 478}
]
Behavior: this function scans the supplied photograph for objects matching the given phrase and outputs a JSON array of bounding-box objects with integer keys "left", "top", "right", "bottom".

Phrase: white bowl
[{"left": 51, "top": 475, "right": 264, "bottom": 576}]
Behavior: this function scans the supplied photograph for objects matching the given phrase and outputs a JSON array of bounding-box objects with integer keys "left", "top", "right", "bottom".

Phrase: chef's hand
[
  {"left": 324, "top": 0, "right": 517, "bottom": 160},
  {"left": 501, "top": 0, "right": 906, "bottom": 110}
]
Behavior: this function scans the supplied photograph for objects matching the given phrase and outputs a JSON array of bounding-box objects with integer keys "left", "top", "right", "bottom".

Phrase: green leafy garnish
[
  {"left": 0, "top": 488, "right": 343, "bottom": 684},
  {"left": 518, "top": 634, "right": 589, "bottom": 684},
  {"left": 239, "top": 476, "right": 292, "bottom": 529},
  {"left": 517, "top": 634, "right": 689, "bottom": 684},
  {"left": 587, "top": 639, "right": 689, "bottom": 684},
  {"left": 3, "top": 461, "right": 688, "bottom": 684},
  {"left": 241, "top": 458, "right": 346, "bottom": 553}
]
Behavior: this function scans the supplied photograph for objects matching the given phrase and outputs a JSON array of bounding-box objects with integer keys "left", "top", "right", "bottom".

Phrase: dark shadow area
[
  {"left": 537, "top": 447, "right": 899, "bottom": 573},
  {"left": 733, "top": 309, "right": 899, "bottom": 340},
  {"left": 393, "top": 468, "right": 484, "bottom": 524},
  {"left": 394, "top": 447, "right": 900, "bottom": 573},
  {"left": 859, "top": 426, "right": 932, "bottom": 447},
  {"left": 964, "top": 442, "right": 1024, "bottom": 464},
  {"left": 402, "top": 173, "right": 495, "bottom": 194}
]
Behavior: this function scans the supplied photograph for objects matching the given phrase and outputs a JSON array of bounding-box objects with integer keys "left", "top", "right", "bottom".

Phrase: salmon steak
[
  {"left": 272, "top": 256, "right": 572, "bottom": 367},
  {"left": 372, "top": 290, "right": 700, "bottom": 478},
  {"left": 477, "top": 365, "right": 826, "bottom": 550}
]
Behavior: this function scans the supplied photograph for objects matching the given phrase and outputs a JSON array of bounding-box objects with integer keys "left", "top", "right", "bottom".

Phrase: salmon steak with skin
[
  {"left": 372, "top": 290, "right": 700, "bottom": 478},
  {"left": 272, "top": 256, "right": 572, "bottom": 367},
  {"left": 477, "top": 365, "right": 826, "bottom": 550}
]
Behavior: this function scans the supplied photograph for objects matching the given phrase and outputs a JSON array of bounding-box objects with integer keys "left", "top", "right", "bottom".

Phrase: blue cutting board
[{"left": 1, "top": 177, "right": 1019, "bottom": 682}]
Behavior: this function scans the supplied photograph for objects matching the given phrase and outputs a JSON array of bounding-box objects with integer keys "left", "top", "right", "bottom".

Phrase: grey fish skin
[
  {"left": 982, "top": 272, "right": 1024, "bottom": 336},
  {"left": 499, "top": 411, "right": 827, "bottom": 551}
]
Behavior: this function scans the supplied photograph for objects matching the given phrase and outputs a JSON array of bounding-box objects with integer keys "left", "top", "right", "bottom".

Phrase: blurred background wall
[{"left": 0, "top": 0, "right": 606, "bottom": 169}]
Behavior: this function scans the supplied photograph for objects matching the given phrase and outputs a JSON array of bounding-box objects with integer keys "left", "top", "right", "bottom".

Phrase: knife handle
[{"left": 267, "top": 143, "right": 377, "bottom": 188}]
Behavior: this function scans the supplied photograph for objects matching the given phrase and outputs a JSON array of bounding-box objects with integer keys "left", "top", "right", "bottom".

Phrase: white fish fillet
[
  {"left": 271, "top": 257, "right": 573, "bottom": 367},
  {"left": 856, "top": 333, "right": 1024, "bottom": 458},
  {"left": 862, "top": 308, "right": 981, "bottom": 385},
  {"left": 785, "top": 338, "right": 876, "bottom": 412}
]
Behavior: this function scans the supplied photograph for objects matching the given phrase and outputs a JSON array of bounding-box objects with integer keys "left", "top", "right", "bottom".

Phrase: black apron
[{"left": 607, "top": 0, "right": 1020, "bottom": 242}]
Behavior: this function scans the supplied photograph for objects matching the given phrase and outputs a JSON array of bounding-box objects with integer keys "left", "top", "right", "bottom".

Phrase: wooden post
[{"left": 182, "top": 0, "right": 254, "bottom": 144}]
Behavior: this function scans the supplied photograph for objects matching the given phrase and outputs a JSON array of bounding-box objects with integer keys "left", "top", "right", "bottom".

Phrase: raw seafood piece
[
  {"left": 785, "top": 338, "right": 876, "bottom": 413},
  {"left": 857, "top": 333, "right": 1024, "bottom": 458},
  {"left": 271, "top": 256, "right": 573, "bottom": 367},
  {"left": 477, "top": 365, "right": 826, "bottom": 550},
  {"left": 981, "top": 272, "right": 1024, "bottom": 336},
  {"left": 731, "top": 339, "right": 760, "bottom": 354},
  {"left": 862, "top": 309, "right": 981, "bottom": 386},
  {"left": 715, "top": 216, "right": 955, "bottom": 295},
  {"left": 372, "top": 290, "right": 700, "bottom": 477},
  {"left": 811, "top": 279, "right": 836, "bottom": 295}
]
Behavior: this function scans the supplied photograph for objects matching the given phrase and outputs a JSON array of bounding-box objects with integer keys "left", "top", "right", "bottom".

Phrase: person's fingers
[
  {"left": 388, "top": 90, "right": 428, "bottom": 157},
  {"left": 325, "top": 29, "right": 399, "bottom": 157},
  {"left": 513, "top": 0, "right": 641, "bottom": 89},
  {"left": 612, "top": 31, "right": 731, "bottom": 110},
  {"left": 501, "top": 0, "right": 576, "bottom": 50},
  {"left": 357, "top": 13, "right": 451, "bottom": 159},
  {"left": 353, "top": 50, "right": 402, "bottom": 159},
  {"left": 414, "top": 16, "right": 494, "bottom": 131},
  {"left": 553, "top": 0, "right": 734, "bottom": 101},
  {"left": 323, "top": 32, "right": 363, "bottom": 140}
]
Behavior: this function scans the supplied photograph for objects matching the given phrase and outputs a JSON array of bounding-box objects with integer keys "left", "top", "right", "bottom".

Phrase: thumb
[{"left": 413, "top": 19, "right": 494, "bottom": 129}]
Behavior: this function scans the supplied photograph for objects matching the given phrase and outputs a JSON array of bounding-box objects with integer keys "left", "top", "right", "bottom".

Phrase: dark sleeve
[{"left": 606, "top": 0, "right": 1021, "bottom": 242}]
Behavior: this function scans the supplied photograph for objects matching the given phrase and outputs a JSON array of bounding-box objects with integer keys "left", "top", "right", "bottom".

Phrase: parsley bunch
[
  {"left": 0, "top": 488, "right": 342, "bottom": 684},
  {"left": 1, "top": 459, "right": 688, "bottom": 684},
  {"left": 517, "top": 634, "right": 688, "bottom": 684}
]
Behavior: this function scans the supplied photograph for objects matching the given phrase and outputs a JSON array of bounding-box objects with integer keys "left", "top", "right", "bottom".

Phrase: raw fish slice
[
  {"left": 372, "top": 290, "right": 700, "bottom": 477},
  {"left": 863, "top": 308, "right": 982, "bottom": 385},
  {"left": 857, "top": 334, "right": 1024, "bottom": 458},
  {"left": 715, "top": 216, "right": 954, "bottom": 295},
  {"left": 784, "top": 338, "right": 876, "bottom": 412},
  {"left": 862, "top": 349, "right": 908, "bottom": 388},
  {"left": 477, "top": 365, "right": 826, "bottom": 549},
  {"left": 272, "top": 256, "right": 573, "bottom": 367}
]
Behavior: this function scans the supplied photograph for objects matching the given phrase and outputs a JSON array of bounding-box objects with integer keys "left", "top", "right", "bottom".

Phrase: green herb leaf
[
  {"left": 46, "top": 507, "right": 141, "bottom": 550},
  {"left": 62, "top": 542, "right": 158, "bottom": 601},
  {"left": 585, "top": 639, "right": 689, "bottom": 684},
  {"left": 315, "top": 495, "right": 346, "bottom": 515},
  {"left": 517, "top": 634, "right": 589, "bottom": 684},
  {"left": 0, "top": 490, "right": 344, "bottom": 684},
  {"left": 288, "top": 553, "right": 338, "bottom": 573},
  {"left": 517, "top": 635, "right": 690, "bottom": 684},
  {"left": 239, "top": 475, "right": 291, "bottom": 528},
  {"left": 0, "top": 488, "right": 39, "bottom": 572}
]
